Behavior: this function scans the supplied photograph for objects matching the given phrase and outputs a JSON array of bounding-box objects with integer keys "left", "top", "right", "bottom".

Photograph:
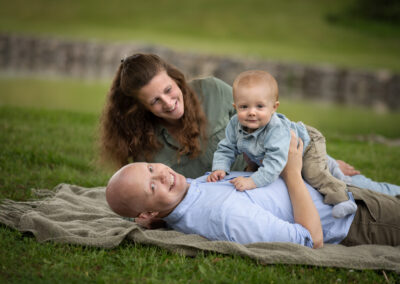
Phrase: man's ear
[{"left": 138, "top": 211, "right": 160, "bottom": 219}]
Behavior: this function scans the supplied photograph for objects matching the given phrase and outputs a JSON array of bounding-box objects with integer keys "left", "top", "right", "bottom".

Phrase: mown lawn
[
  {"left": 0, "top": 77, "right": 399, "bottom": 283},
  {"left": 0, "top": 0, "right": 399, "bottom": 71}
]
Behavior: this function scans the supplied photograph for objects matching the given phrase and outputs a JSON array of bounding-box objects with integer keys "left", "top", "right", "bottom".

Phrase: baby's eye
[
  {"left": 151, "top": 183, "right": 155, "bottom": 192},
  {"left": 239, "top": 105, "right": 247, "bottom": 109},
  {"left": 148, "top": 165, "right": 154, "bottom": 173},
  {"left": 257, "top": 104, "right": 264, "bottom": 108}
]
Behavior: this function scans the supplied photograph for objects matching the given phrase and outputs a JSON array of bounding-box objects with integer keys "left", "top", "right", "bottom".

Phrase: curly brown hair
[{"left": 99, "top": 53, "right": 207, "bottom": 168}]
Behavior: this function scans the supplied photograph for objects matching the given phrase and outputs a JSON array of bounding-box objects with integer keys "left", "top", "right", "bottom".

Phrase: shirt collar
[
  {"left": 238, "top": 121, "right": 269, "bottom": 137},
  {"left": 162, "top": 179, "right": 200, "bottom": 224}
]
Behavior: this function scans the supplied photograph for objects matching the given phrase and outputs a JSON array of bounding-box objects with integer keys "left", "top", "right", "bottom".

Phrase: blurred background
[{"left": 0, "top": 0, "right": 399, "bottom": 111}]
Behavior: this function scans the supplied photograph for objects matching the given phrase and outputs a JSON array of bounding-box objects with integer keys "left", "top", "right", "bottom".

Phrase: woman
[
  {"left": 100, "top": 53, "right": 245, "bottom": 178},
  {"left": 100, "top": 53, "right": 400, "bottom": 196}
]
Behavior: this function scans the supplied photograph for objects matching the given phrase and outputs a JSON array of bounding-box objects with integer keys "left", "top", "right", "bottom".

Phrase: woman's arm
[{"left": 281, "top": 131, "right": 324, "bottom": 249}]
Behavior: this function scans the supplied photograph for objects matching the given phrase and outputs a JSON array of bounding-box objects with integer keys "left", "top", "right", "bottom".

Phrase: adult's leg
[
  {"left": 340, "top": 186, "right": 400, "bottom": 246},
  {"left": 326, "top": 155, "right": 400, "bottom": 196},
  {"left": 350, "top": 175, "right": 400, "bottom": 196}
]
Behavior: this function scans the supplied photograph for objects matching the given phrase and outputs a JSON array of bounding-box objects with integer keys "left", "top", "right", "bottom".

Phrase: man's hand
[
  {"left": 230, "top": 176, "right": 257, "bottom": 191},
  {"left": 207, "top": 170, "right": 226, "bottom": 182},
  {"left": 336, "top": 160, "right": 360, "bottom": 176},
  {"left": 281, "top": 131, "right": 303, "bottom": 182}
]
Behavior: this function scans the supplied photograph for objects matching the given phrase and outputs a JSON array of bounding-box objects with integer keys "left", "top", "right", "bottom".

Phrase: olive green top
[{"left": 152, "top": 76, "right": 246, "bottom": 178}]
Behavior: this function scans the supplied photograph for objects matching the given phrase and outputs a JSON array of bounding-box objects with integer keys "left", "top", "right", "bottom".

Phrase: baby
[{"left": 207, "top": 70, "right": 357, "bottom": 218}]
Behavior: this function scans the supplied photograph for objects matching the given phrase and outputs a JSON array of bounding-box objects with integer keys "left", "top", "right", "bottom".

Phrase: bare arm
[{"left": 281, "top": 131, "right": 323, "bottom": 249}]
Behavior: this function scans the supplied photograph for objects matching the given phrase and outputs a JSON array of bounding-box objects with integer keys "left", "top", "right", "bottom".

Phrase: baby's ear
[
  {"left": 138, "top": 211, "right": 159, "bottom": 219},
  {"left": 273, "top": 101, "right": 280, "bottom": 112}
]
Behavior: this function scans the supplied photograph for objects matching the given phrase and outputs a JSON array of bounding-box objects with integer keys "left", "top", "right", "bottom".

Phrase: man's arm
[{"left": 281, "top": 131, "right": 323, "bottom": 249}]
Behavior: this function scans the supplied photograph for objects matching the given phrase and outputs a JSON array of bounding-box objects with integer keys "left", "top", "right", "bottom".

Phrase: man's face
[{"left": 123, "top": 163, "right": 189, "bottom": 217}]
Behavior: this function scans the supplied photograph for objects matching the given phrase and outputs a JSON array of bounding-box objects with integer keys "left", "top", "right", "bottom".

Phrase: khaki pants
[
  {"left": 302, "top": 125, "right": 348, "bottom": 204},
  {"left": 340, "top": 186, "right": 400, "bottom": 246}
]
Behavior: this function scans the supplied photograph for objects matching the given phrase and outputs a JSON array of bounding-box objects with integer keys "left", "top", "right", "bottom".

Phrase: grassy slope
[
  {"left": 0, "top": 0, "right": 399, "bottom": 71},
  {"left": 1, "top": 105, "right": 399, "bottom": 283},
  {"left": 0, "top": 78, "right": 399, "bottom": 282}
]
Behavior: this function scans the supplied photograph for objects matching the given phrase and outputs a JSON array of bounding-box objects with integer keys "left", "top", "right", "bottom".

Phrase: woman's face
[{"left": 137, "top": 71, "right": 184, "bottom": 124}]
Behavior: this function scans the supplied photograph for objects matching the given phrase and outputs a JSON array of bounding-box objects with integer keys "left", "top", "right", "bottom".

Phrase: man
[{"left": 106, "top": 133, "right": 400, "bottom": 248}]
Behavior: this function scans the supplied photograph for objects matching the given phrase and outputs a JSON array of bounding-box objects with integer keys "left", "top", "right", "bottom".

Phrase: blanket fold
[{"left": 1, "top": 183, "right": 399, "bottom": 272}]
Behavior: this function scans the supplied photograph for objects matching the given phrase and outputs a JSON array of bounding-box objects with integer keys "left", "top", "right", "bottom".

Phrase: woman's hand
[
  {"left": 336, "top": 160, "right": 360, "bottom": 176},
  {"left": 281, "top": 131, "right": 303, "bottom": 181}
]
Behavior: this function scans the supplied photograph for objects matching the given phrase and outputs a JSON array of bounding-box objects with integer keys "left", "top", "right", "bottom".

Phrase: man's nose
[{"left": 155, "top": 170, "right": 167, "bottom": 183}]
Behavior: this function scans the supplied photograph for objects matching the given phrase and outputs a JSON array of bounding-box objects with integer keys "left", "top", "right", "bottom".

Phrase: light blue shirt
[
  {"left": 163, "top": 172, "right": 355, "bottom": 247},
  {"left": 212, "top": 113, "right": 311, "bottom": 187}
]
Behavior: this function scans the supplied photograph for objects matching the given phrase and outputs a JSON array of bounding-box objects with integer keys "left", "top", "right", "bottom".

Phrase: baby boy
[{"left": 207, "top": 70, "right": 356, "bottom": 218}]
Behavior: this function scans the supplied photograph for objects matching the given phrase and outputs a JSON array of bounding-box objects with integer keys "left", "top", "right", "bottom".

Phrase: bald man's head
[
  {"left": 105, "top": 162, "right": 190, "bottom": 219},
  {"left": 106, "top": 164, "right": 141, "bottom": 217}
]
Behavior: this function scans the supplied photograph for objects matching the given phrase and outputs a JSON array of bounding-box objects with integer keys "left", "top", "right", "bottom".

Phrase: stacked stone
[{"left": 0, "top": 33, "right": 398, "bottom": 110}]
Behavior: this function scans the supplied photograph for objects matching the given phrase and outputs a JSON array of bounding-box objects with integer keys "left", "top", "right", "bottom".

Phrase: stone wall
[{"left": 0, "top": 33, "right": 399, "bottom": 110}]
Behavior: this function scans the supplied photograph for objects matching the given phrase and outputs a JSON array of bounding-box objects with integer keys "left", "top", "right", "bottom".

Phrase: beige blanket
[{"left": 1, "top": 183, "right": 399, "bottom": 272}]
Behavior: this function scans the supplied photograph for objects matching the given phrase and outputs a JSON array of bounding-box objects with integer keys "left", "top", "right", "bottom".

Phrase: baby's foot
[{"left": 332, "top": 200, "right": 357, "bottom": 218}]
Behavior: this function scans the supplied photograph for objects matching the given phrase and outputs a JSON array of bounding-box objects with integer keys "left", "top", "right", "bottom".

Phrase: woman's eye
[{"left": 151, "top": 99, "right": 159, "bottom": 105}]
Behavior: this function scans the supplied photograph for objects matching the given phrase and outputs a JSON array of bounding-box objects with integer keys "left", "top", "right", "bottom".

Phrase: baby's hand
[
  {"left": 230, "top": 177, "right": 256, "bottom": 191},
  {"left": 207, "top": 170, "right": 226, "bottom": 182}
]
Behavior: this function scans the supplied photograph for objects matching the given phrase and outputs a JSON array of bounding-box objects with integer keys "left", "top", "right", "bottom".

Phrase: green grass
[
  {"left": 0, "top": 0, "right": 399, "bottom": 71},
  {"left": 0, "top": 77, "right": 400, "bottom": 282}
]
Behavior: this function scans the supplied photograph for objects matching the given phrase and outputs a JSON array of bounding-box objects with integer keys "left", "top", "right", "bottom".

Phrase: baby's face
[
  {"left": 233, "top": 84, "right": 279, "bottom": 133},
  {"left": 123, "top": 163, "right": 190, "bottom": 217}
]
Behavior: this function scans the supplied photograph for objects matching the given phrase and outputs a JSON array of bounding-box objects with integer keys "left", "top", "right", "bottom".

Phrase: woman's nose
[{"left": 161, "top": 95, "right": 174, "bottom": 109}]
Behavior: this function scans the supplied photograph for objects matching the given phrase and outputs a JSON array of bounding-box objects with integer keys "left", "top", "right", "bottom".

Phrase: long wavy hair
[{"left": 99, "top": 53, "right": 207, "bottom": 168}]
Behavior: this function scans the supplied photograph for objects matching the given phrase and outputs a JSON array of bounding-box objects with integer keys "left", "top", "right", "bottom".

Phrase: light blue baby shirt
[
  {"left": 163, "top": 172, "right": 355, "bottom": 247},
  {"left": 212, "top": 113, "right": 311, "bottom": 187}
]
